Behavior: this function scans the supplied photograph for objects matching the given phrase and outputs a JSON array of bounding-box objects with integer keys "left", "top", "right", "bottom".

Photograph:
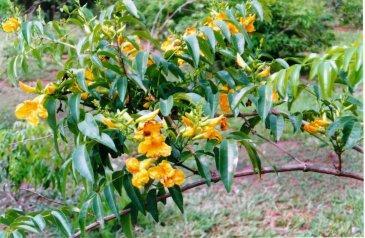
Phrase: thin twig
[
  {"left": 12, "top": 134, "right": 53, "bottom": 147},
  {"left": 19, "top": 188, "right": 65, "bottom": 206},
  {"left": 252, "top": 130, "right": 306, "bottom": 165},
  {"left": 156, "top": 0, "right": 196, "bottom": 35},
  {"left": 71, "top": 163, "right": 363, "bottom": 237}
]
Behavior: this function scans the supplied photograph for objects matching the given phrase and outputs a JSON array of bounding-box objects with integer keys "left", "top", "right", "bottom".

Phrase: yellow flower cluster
[
  {"left": 181, "top": 112, "right": 228, "bottom": 142},
  {"left": 161, "top": 35, "right": 183, "bottom": 53},
  {"left": 2, "top": 17, "right": 21, "bottom": 33},
  {"left": 204, "top": 12, "right": 256, "bottom": 34},
  {"left": 303, "top": 117, "right": 330, "bottom": 134},
  {"left": 136, "top": 120, "right": 172, "bottom": 158},
  {"left": 126, "top": 158, "right": 185, "bottom": 189},
  {"left": 272, "top": 91, "right": 280, "bottom": 103}
]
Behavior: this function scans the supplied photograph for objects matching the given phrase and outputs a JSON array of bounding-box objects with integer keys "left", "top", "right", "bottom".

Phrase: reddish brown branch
[{"left": 71, "top": 163, "right": 363, "bottom": 237}]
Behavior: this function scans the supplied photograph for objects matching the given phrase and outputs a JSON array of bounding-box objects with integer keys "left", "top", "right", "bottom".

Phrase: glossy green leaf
[
  {"left": 116, "top": 77, "right": 128, "bottom": 103},
  {"left": 241, "top": 141, "right": 261, "bottom": 173},
  {"left": 168, "top": 186, "right": 184, "bottom": 213},
  {"left": 215, "top": 20, "right": 231, "bottom": 42},
  {"left": 219, "top": 139, "right": 239, "bottom": 192},
  {"left": 269, "top": 114, "right": 285, "bottom": 141},
  {"left": 230, "top": 85, "right": 255, "bottom": 110},
  {"left": 146, "top": 189, "right": 159, "bottom": 222},
  {"left": 195, "top": 155, "right": 211, "bottom": 186},
  {"left": 134, "top": 51, "right": 148, "bottom": 79},
  {"left": 318, "top": 61, "right": 335, "bottom": 99},
  {"left": 257, "top": 85, "right": 272, "bottom": 120},
  {"left": 69, "top": 94, "right": 80, "bottom": 123},
  {"left": 123, "top": 0, "right": 139, "bottom": 18},
  {"left": 72, "top": 145, "right": 94, "bottom": 183},
  {"left": 92, "top": 194, "right": 105, "bottom": 229},
  {"left": 75, "top": 69, "right": 89, "bottom": 92},
  {"left": 104, "top": 185, "right": 121, "bottom": 222},
  {"left": 200, "top": 26, "right": 216, "bottom": 53},
  {"left": 251, "top": 0, "right": 264, "bottom": 20},
  {"left": 51, "top": 211, "right": 72, "bottom": 237},
  {"left": 121, "top": 214, "right": 134, "bottom": 238},
  {"left": 185, "top": 35, "right": 200, "bottom": 67},
  {"left": 123, "top": 175, "right": 145, "bottom": 214},
  {"left": 159, "top": 96, "right": 173, "bottom": 116},
  {"left": 342, "top": 121, "right": 362, "bottom": 149},
  {"left": 232, "top": 33, "right": 245, "bottom": 54},
  {"left": 79, "top": 198, "right": 92, "bottom": 234}
]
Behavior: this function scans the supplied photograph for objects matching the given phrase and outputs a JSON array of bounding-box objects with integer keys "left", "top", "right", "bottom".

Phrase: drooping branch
[{"left": 71, "top": 163, "right": 363, "bottom": 237}]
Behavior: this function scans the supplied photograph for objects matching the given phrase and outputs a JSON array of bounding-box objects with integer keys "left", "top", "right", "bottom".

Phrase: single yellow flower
[
  {"left": 313, "top": 118, "right": 330, "bottom": 127},
  {"left": 131, "top": 169, "right": 150, "bottom": 189},
  {"left": 194, "top": 126, "right": 223, "bottom": 142},
  {"left": 15, "top": 95, "right": 48, "bottom": 126},
  {"left": 44, "top": 83, "right": 57, "bottom": 95},
  {"left": 19, "top": 81, "right": 36, "bottom": 94},
  {"left": 117, "top": 35, "right": 124, "bottom": 46},
  {"left": 240, "top": 14, "right": 256, "bottom": 33},
  {"left": 138, "top": 134, "right": 172, "bottom": 158},
  {"left": 258, "top": 66, "right": 270, "bottom": 78},
  {"left": 2, "top": 17, "right": 21, "bottom": 33}
]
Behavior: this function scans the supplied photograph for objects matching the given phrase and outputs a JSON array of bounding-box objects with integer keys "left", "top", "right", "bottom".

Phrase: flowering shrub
[{"left": 0, "top": 0, "right": 363, "bottom": 237}]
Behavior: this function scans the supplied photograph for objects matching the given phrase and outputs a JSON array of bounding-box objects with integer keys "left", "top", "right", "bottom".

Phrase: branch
[{"left": 71, "top": 163, "right": 363, "bottom": 237}]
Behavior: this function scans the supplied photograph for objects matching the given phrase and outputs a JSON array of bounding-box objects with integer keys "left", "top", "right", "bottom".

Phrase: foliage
[
  {"left": 335, "top": 0, "right": 363, "bottom": 27},
  {"left": 0, "top": 122, "right": 67, "bottom": 189},
  {"left": 0, "top": 0, "right": 363, "bottom": 237},
  {"left": 255, "top": 0, "right": 335, "bottom": 57}
]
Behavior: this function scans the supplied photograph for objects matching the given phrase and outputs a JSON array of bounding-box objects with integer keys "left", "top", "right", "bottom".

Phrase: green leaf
[
  {"left": 97, "top": 133, "right": 117, "bottom": 152},
  {"left": 251, "top": 0, "right": 264, "bottom": 20},
  {"left": 51, "top": 211, "right": 72, "bottom": 237},
  {"left": 318, "top": 61, "right": 335, "bottom": 99},
  {"left": 287, "top": 64, "right": 301, "bottom": 98},
  {"left": 342, "top": 121, "right": 362, "bottom": 149},
  {"left": 241, "top": 141, "right": 261, "bottom": 173},
  {"left": 275, "top": 58, "right": 289, "bottom": 69},
  {"left": 168, "top": 186, "right": 184, "bottom": 213},
  {"left": 134, "top": 51, "right": 148, "bottom": 79},
  {"left": 123, "top": 0, "right": 139, "bottom": 18},
  {"left": 116, "top": 77, "right": 128, "bottom": 103},
  {"left": 232, "top": 33, "right": 245, "bottom": 54},
  {"left": 200, "top": 26, "right": 216, "bottom": 53},
  {"left": 327, "top": 116, "right": 356, "bottom": 137},
  {"left": 217, "top": 70, "right": 235, "bottom": 88},
  {"left": 257, "top": 85, "right": 272, "bottom": 120},
  {"left": 31, "top": 214, "right": 46, "bottom": 232},
  {"left": 230, "top": 85, "right": 255, "bottom": 110},
  {"left": 78, "top": 113, "right": 100, "bottom": 139},
  {"left": 92, "top": 194, "right": 105, "bottom": 229},
  {"left": 146, "top": 189, "right": 159, "bottom": 222},
  {"left": 184, "top": 35, "right": 200, "bottom": 67},
  {"left": 173, "top": 92, "right": 206, "bottom": 106},
  {"left": 269, "top": 114, "right": 285, "bottom": 141},
  {"left": 44, "top": 97, "right": 57, "bottom": 132},
  {"left": 69, "top": 94, "right": 81, "bottom": 123},
  {"left": 121, "top": 214, "right": 134, "bottom": 238},
  {"left": 275, "top": 69, "right": 287, "bottom": 97},
  {"left": 112, "top": 171, "right": 124, "bottom": 195},
  {"left": 219, "top": 139, "right": 239, "bottom": 192},
  {"left": 104, "top": 185, "right": 121, "bottom": 222},
  {"left": 79, "top": 198, "right": 92, "bottom": 234},
  {"left": 159, "top": 96, "right": 173, "bottom": 116},
  {"left": 128, "top": 73, "right": 147, "bottom": 92},
  {"left": 72, "top": 145, "right": 94, "bottom": 183},
  {"left": 123, "top": 175, "right": 145, "bottom": 214},
  {"left": 21, "top": 21, "right": 32, "bottom": 45},
  {"left": 289, "top": 114, "right": 302, "bottom": 133},
  {"left": 215, "top": 20, "right": 231, "bottom": 42},
  {"left": 75, "top": 69, "right": 89, "bottom": 92},
  {"left": 195, "top": 155, "right": 211, "bottom": 186}
]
